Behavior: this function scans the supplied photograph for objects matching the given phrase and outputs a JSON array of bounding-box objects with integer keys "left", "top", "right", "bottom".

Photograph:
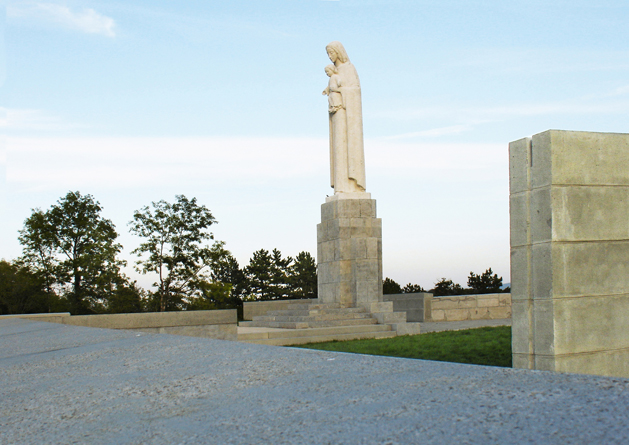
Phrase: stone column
[
  {"left": 509, "top": 130, "right": 629, "bottom": 378},
  {"left": 317, "top": 196, "right": 383, "bottom": 309}
]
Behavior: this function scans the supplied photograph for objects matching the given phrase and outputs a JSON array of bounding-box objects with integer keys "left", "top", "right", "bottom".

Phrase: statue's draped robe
[{"left": 329, "top": 61, "right": 366, "bottom": 192}]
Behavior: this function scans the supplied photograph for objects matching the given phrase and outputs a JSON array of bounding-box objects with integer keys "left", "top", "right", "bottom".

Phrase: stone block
[
  {"left": 360, "top": 200, "right": 376, "bottom": 218},
  {"left": 509, "top": 137, "right": 531, "bottom": 194},
  {"left": 391, "top": 322, "right": 421, "bottom": 336},
  {"left": 552, "top": 186, "right": 629, "bottom": 242},
  {"left": 355, "top": 259, "right": 379, "bottom": 278},
  {"left": 431, "top": 296, "right": 476, "bottom": 310},
  {"left": 510, "top": 246, "right": 530, "bottom": 301},
  {"left": 370, "top": 302, "right": 393, "bottom": 313},
  {"left": 374, "top": 311, "right": 406, "bottom": 324},
  {"left": 339, "top": 260, "right": 352, "bottom": 281},
  {"left": 469, "top": 307, "right": 487, "bottom": 319},
  {"left": 553, "top": 348, "right": 629, "bottom": 378},
  {"left": 531, "top": 299, "right": 555, "bottom": 356},
  {"left": 477, "top": 297, "right": 500, "bottom": 308},
  {"left": 509, "top": 192, "right": 529, "bottom": 248},
  {"left": 548, "top": 130, "right": 629, "bottom": 186},
  {"left": 551, "top": 241, "right": 629, "bottom": 298},
  {"left": 356, "top": 280, "right": 379, "bottom": 299},
  {"left": 443, "top": 308, "right": 472, "bottom": 321},
  {"left": 338, "top": 239, "right": 352, "bottom": 260},
  {"left": 531, "top": 242, "right": 552, "bottom": 299},
  {"left": 511, "top": 300, "right": 531, "bottom": 354},
  {"left": 531, "top": 130, "right": 552, "bottom": 189},
  {"left": 430, "top": 309, "right": 445, "bottom": 321},
  {"left": 486, "top": 306, "right": 511, "bottom": 319},
  {"left": 350, "top": 238, "right": 367, "bottom": 259},
  {"left": 552, "top": 294, "right": 629, "bottom": 355},
  {"left": 365, "top": 238, "right": 379, "bottom": 259},
  {"left": 512, "top": 353, "right": 532, "bottom": 370},
  {"left": 530, "top": 187, "right": 552, "bottom": 244}
]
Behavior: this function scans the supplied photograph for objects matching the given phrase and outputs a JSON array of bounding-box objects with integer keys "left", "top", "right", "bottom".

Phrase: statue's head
[
  {"left": 324, "top": 64, "right": 337, "bottom": 77},
  {"left": 326, "top": 41, "right": 349, "bottom": 64}
]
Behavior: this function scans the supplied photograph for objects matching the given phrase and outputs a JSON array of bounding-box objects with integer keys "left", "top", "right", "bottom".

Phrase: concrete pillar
[
  {"left": 317, "top": 198, "right": 383, "bottom": 308},
  {"left": 509, "top": 130, "right": 629, "bottom": 378}
]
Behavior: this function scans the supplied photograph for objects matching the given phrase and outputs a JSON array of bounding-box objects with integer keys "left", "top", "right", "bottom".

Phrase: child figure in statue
[{"left": 322, "top": 64, "right": 343, "bottom": 114}]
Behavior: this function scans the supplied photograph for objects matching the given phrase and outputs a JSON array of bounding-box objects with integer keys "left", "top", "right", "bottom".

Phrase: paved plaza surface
[{"left": 1, "top": 318, "right": 628, "bottom": 444}]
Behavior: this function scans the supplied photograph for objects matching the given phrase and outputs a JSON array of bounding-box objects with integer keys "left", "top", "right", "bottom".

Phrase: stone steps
[
  {"left": 238, "top": 324, "right": 396, "bottom": 346},
  {"left": 253, "top": 313, "right": 374, "bottom": 322},
  {"left": 265, "top": 307, "right": 367, "bottom": 317},
  {"left": 240, "top": 317, "right": 379, "bottom": 329}
]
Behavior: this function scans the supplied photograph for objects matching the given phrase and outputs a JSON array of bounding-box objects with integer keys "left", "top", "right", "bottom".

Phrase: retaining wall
[
  {"left": 243, "top": 299, "right": 318, "bottom": 320},
  {"left": 1, "top": 310, "right": 238, "bottom": 341}
]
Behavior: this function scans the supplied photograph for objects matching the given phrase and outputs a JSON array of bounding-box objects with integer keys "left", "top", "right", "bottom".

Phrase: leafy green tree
[
  {"left": 243, "top": 248, "right": 297, "bottom": 300},
  {"left": 210, "top": 252, "right": 247, "bottom": 301},
  {"left": 18, "top": 191, "right": 125, "bottom": 314},
  {"left": 243, "top": 249, "right": 273, "bottom": 300},
  {"left": 431, "top": 278, "right": 465, "bottom": 296},
  {"left": 129, "top": 195, "right": 226, "bottom": 312},
  {"left": 383, "top": 277, "right": 402, "bottom": 294},
  {"left": 106, "top": 278, "right": 146, "bottom": 314},
  {"left": 288, "top": 251, "right": 317, "bottom": 299},
  {"left": 467, "top": 268, "right": 503, "bottom": 294},
  {"left": 402, "top": 283, "right": 425, "bottom": 293},
  {"left": 186, "top": 281, "right": 233, "bottom": 310},
  {"left": 0, "top": 260, "right": 57, "bottom": 314}
]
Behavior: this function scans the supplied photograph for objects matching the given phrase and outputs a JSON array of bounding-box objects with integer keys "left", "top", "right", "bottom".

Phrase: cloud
[
  {"left": 6, "top": 137, "right": 328, "bottom": 190},
  {"left": 375, "top": 99, "right": 629, "bottom": 123},
  {"left": 6, "top": 136, "right": 506, "bottom": 192},
  {"left": 0, "top": 108, "right": 86, "bottom": 131},
  {"left": 383, "top": 125, "right": 473, "bottom": 140},
  {"left": 8, "top": 2, "right": 116, "bottom": 37}
]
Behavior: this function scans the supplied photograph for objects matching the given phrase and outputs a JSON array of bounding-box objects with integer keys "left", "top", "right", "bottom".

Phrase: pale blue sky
[{"left": 3, "top": 0, "right": 629, "bottom": 289}]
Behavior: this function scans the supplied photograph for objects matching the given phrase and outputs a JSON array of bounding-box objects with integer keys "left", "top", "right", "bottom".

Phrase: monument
[
  {"left": 510, "top": 130, "right": 629, "bottom": 378},
  {"left": 317, "top": 41, "right": 384, "bottom": 309}
]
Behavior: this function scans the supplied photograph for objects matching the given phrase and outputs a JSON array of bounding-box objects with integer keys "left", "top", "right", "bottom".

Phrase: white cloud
[
  {"left": 0, "top": 108, "right": 86, "bottom": 131},
  {"left": 375, "top": 100, "right": 629, "bottom": 123},
  {"left": 383, "top": 125, "right": 473, "bottom": 140},
  {"left": 8, "top": 2, "right": 116, "bottom": 37}
]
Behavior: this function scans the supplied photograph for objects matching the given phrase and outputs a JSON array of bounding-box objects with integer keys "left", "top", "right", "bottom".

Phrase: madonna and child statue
[
  {"left": 322, "top": 41, "right": 369, "bottom": 200},
  {"left": 317, "top": 41, "right": 383, "bottom": 309}
]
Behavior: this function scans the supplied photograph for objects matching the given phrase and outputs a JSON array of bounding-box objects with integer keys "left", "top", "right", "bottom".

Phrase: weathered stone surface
[
  {"left": 3, "top": 318, "right": 629, "bottom": 444},
  {"left": 317, "top": 199, "right": 382, "bottom": 308},
  {"left": 510, "top": 130, "right": 629, "bottom": 378}
]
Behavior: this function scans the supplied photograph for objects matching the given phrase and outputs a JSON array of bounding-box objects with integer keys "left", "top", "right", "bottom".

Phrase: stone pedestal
[
  {"left": 317, "top": 197, "right": 383, "bottom": 309},
  {"left": 509, "top": 130, "right": 629, "bottom": 378}
]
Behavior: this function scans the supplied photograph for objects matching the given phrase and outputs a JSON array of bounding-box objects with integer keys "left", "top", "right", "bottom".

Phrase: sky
[{"left": 2, "top": 0, "right": 629, "bottom": 291}]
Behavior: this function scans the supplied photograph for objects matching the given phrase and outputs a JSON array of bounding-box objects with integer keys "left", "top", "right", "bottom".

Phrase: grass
[{"left": 295, "top": 326, "right": 512, "bottom": 367}]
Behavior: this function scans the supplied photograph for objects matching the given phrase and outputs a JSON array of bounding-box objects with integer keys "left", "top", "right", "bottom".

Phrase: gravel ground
[{"left": 1, "top": 318, "right": 628, "bottom": 445}]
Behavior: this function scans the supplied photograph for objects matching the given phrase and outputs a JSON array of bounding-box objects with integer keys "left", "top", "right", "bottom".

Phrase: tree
[
  {"left": 467, "top": 268, "right": 503, "bottom": 294},
  {"left": 0, "top": 260, "right": 56, "bottom": 315},
  {"left": 402, "top": 283, "right": 425, "bottom": 294},
  {"left": 431, "top": 278, "right": 465, "bottom": 296},
  {"left": 244, "top": 248, "right": 294, "bottom": 300},
  {"left": 129, "top": 195, "right": 225, "bottom": 312},
  {"left": 18, "top": 191, "right": 125, "bottom": 314},
  {"left": 383, "top": 277, "right": 402, "bottom": 294},
  {"left": 288, "top": 251, "right": 317, "bottom": 299},
  {"left": 210, "top": 252, "right": 247, "bottom": 302}
]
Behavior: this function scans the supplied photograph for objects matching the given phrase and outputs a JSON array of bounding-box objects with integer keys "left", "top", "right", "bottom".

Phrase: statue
[{"left": 322, "top": 41, "right": 366, "bottom": 194}]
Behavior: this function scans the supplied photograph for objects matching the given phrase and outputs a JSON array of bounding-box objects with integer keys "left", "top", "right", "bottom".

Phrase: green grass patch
[{"left": 295, "top": 326, "right": 512, "bottom": 368}]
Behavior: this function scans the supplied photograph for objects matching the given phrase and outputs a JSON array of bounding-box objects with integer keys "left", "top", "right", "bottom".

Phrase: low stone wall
[
  {"left": 2, "top": 310, "right": 238, "bottom": 341},
  {"left": 243, "top": 299, "right": 318, "bottom": 320},
  {"left": 383, "top": 293, "right": 432, "bottom": 322},
  {"left": 382, "top": 293, "right": 511, "bottom": 322},
  {"left": 430, "top": 293, "right": 511, "bottom": 322}
]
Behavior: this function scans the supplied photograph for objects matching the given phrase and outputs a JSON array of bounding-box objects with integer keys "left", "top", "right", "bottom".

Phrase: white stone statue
[{"left": 323, "top": 41, "right": 367, "bottom": 195}]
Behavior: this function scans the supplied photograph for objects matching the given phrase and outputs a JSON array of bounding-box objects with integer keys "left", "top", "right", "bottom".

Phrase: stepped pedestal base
[{"left": 317, "top": 198, "right": 383, "bottom": 309}]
